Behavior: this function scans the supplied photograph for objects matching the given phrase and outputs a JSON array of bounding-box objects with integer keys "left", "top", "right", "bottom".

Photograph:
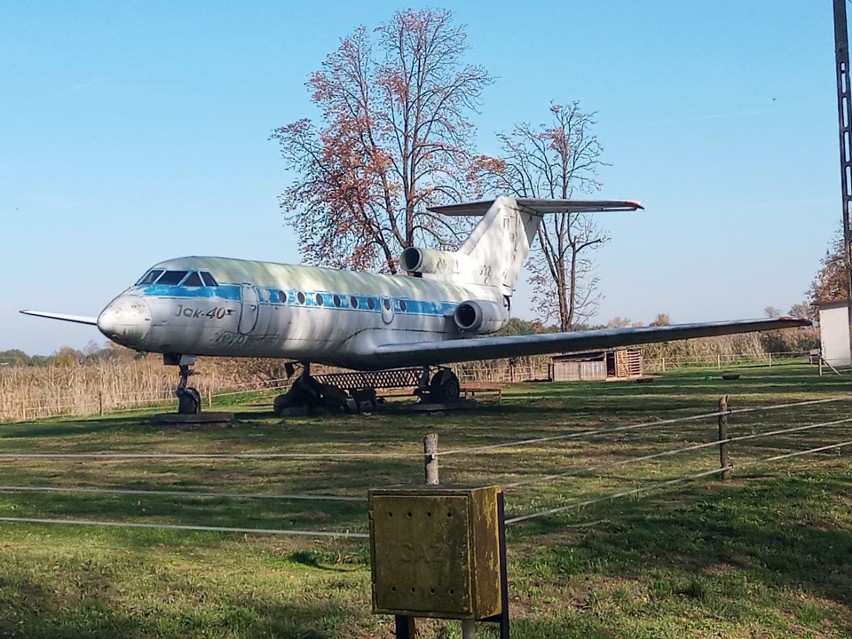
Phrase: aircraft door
[{"left": 239, "top": 284, "right": 260, "bottom": 335}]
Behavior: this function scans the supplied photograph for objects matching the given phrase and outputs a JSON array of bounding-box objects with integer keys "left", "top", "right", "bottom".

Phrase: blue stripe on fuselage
[
  {"left": 140, "top": 284, "right": 242, "bottom": 301},
  {"left": 136, "top": 284, "right": 458, "bottom": 318}
]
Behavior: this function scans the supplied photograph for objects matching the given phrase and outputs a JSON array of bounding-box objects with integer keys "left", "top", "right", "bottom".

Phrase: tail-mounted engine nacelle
[
  {"left": 453, "top": 299, "right": 509, "bottom": 335},
  {"left": 400, "top": 247, "right": 479, "bottom": 281}
]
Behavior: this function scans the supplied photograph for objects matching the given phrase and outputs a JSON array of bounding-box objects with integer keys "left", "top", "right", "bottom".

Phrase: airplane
[{"left": 21, "top": 196, "right": 810, "bottom": 414}]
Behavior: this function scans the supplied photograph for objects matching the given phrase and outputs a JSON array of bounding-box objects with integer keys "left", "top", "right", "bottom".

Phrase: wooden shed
[{"left": 549, "top": 348, "right": 644, "bottom": 382}]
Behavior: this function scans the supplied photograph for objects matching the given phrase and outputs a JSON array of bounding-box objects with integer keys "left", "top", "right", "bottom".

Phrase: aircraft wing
[
  {"left": 371, "top": 318, "right": 810, "bottom": 368},
  {"left": 19, "top": 310, "right": 98, "bottom": 326},
  {"left": 428, "top": 198, "right": 643, "bottom": 216}
]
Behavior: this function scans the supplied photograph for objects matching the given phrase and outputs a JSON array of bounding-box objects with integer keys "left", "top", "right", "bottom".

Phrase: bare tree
[
  {"left": 271, "top": 9, "right": 492, "bottom": 272},
  {"left": 649, "top": 313, "right": 671, "bottom": 326},
  {"left": 788, "top": 302, "right": 815, "bottom": 323},
  {"left": 476, "top": 102, "right": 610, "bottom": 330}
]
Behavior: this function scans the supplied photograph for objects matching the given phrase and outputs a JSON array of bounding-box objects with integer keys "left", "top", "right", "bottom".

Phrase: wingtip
[{"left": 19, "top": 310, "right": 99, "bottom": 326}]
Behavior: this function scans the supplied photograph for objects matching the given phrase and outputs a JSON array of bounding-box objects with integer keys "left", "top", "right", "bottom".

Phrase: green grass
[{"left": 0, "top": 364, "right": 849, "bottom": 637}]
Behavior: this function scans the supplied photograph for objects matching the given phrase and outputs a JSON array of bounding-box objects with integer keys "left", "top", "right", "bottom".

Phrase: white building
[{"left": 816, "top": 300, "right": 851, "bottom": 367}]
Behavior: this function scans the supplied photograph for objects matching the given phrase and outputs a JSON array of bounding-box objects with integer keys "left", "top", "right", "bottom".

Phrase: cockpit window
[
  {"left": 156, "top": 270, "right": 189, "bottom": 286},
  {"left": 200, "top": 272, "right": 218, "bottom": 287},
  {"left": 136, "top": 269, "right": 164, "bottom": 286},
  {"left": 183, "top": 272, "right": 204, "bottom": 287}
]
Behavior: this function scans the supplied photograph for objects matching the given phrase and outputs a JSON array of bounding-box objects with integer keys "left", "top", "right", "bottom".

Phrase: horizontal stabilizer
[
  {"left": 20, "top": 310, "right": 98, "bottom": 326},
  {"left": 369, "top": 317, "right": 811, "bottom": 369},
  {"left": 428, "top": 198, "right": 643, "bottom": 216}
]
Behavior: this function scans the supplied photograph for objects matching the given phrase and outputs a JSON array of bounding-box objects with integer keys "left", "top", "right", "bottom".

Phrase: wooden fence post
[
  {"left": 420, "top": 435, "right": 476, "bottom": 638},
  {"left": 393, "top": 434, "right": 441, "bottom": 638},
  {"left": 718, "top": 396, "right": 730, "bottom": 480},
  {"left": 424, "top": 433, "right": 439, "bottom": 486}
]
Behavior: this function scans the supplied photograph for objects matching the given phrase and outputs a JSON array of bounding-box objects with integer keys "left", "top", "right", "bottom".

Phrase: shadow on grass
[
  {"left": 0, "top": 415, "right": 148, "bottom": 440},
  {"left": 0, "top": 578, "right": 359, "bottom": 639},
  {"left": 518, "top": 471, "right": 852, "bottom": 614}
]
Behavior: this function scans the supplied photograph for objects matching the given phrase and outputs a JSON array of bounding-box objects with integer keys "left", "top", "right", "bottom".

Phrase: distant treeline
[{"left": 0, "top": 342, "right": 146, "bottom": 368}]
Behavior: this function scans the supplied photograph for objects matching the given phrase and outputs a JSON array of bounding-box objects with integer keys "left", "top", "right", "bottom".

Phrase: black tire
[
  {"left": 178, "top": 388, "right": 201, "bottom": 414},
  {"left": 288, "top": 377, "right": 321, "bottom": 408},
  {"left": 430, "top": 370, "right": 460, "bottom": 403},
  {"left": 273, "top": 393, "right": 289, "bottom": 416}
]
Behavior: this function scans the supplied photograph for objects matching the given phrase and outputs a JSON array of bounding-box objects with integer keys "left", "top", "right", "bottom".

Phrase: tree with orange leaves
[
  {"left": 808, "top": 224, "right": 848, "bottom": 305},
  {"left": 271, "top": 9, "right": 492, "bottom": 272}
]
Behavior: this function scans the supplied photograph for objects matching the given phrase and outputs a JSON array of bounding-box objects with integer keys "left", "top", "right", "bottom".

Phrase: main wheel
[
  {"left": 287, "top": 376, "right": 321, "bottom": 408},
  {"left": 429, "top": 369, "right": 460, "bottom": 403},
  {"left": 178, "top": 387, "right": 201, "bottom": 414}
]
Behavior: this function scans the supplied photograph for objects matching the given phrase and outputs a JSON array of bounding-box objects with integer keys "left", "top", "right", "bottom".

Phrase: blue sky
[{"left": 1, "top": 1, "right": 841, "bottom": 355}]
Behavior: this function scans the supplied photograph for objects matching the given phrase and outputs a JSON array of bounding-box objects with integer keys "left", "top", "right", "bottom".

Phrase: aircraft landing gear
[
  {"left": 176, "top": 363, "right": 202, "bottom": 414},
  {"left": 428, "top": 368, "right": 461, "bottom": 403},
  {"left": 273, "top": 362, "right": 360, "bottom": 415},
  {"left": 275, "top": 362, "right": 323, "bottom": 415}
]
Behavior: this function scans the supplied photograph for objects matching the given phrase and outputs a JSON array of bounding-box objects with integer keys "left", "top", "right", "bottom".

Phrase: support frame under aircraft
[{"left": 21, "top": 196, "right": 810, "bottom": 413}]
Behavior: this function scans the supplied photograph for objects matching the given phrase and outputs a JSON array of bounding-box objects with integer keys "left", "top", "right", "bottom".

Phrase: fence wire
[
  {"left": 1, "top": 394, "right": 849, "bottom": 538},
  {"left": 437, "top": 396, "right": 849, "bottom": 459},
  {"left": 503, "top": 415, "right": 852, "bottom": 489},
  {"left": 0, "top": 450, "right": 418, "bottom": 460},
  {"left": 505, "top": 439, "right": 852, "bottom": 525},
  {"left": 0, "top": 485, "right": 365, "bottom": 502},
  {"left": 0, "top": 516, "right": 369, "bottom": 539}
]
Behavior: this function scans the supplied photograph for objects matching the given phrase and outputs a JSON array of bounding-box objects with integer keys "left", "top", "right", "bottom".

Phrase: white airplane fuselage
[
  {"left": 23, "top": 197, "right": 810, "bottom": 382},
  {"left": 97, "top": 255, "right": 507, "bottom": 370}
]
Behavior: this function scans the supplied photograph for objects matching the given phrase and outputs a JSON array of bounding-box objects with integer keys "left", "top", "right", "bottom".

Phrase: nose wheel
[{"left": 176, "top": 364, "right": 201, "bottom": 414}]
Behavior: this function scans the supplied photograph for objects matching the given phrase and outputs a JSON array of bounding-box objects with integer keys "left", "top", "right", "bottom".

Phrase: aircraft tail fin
[{"left": 425, "top": 196, "right": 642, "bottom": 296}]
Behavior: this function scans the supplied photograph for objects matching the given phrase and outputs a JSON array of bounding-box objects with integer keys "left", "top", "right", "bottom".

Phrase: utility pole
[{"left": 832, "top": 0, "right": 852, "bottom": 368}]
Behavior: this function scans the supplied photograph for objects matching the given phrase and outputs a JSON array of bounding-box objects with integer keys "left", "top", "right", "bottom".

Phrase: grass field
[{"left": 0, "top": 364, "right": 849, "bottom": 638}]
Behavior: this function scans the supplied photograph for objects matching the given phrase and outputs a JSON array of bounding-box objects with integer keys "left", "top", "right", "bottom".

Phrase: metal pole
[
  {"left": 832, "top": 0, "right": 852, "bottom": 371},
  {"left": 394, "top": 616, "right": 415, "bottom": 639},
  {"left": 496, "top": 492, "right": 511, "bottom": 639}
]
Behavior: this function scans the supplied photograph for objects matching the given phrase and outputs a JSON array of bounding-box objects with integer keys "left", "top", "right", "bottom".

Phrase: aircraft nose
[{"left": 97, "top": 296, "right": 152, "bottom": 347}]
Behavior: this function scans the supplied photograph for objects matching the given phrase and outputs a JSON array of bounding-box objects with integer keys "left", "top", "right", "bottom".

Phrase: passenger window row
[
  {"left": 288, "top": 291, "right": 409, "bottom": 313},
  {"left": 136, "top": 271, "right": 415, "bottom": 314}
]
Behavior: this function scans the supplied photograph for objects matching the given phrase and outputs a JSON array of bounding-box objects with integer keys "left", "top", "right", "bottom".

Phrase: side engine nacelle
[
  {"left": 453, "top": 299, "right": 509, "bottom": 335},
  {"left": 400, "top": 247, "right": 480, "bottom": 282}
]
